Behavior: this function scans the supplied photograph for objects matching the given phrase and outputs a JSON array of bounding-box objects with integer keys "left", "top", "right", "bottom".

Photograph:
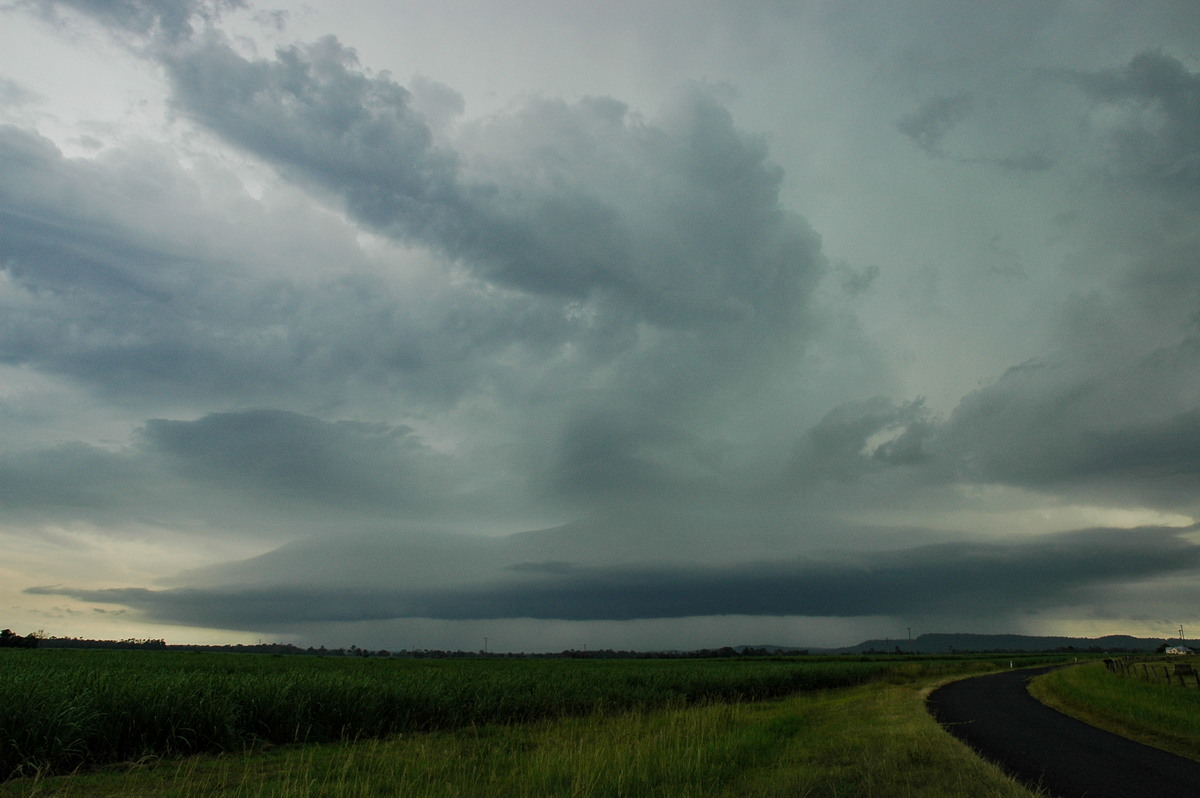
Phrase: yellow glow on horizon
[
  {"left": 0, "top": 521, "right": 278, "bottom": 645},
  {"left": 844, "top": 488, "right": 1195, "bottom": 539}
]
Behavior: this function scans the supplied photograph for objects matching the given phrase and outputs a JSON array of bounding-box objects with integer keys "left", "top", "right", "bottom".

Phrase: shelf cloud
[{"left": 3, "top": 0, "right": 1198, "bottom": 650}]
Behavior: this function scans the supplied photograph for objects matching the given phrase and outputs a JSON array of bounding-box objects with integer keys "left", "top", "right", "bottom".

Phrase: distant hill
[{"left": 813, "top": 632, "right": 1169, "bottom": 654}]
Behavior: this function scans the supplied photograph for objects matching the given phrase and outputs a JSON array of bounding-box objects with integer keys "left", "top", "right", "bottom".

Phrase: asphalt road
[{"left": 927, "top": 665, "right": 1200, "bottom": 797}]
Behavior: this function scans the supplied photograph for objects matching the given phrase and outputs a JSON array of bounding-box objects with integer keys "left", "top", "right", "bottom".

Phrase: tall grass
[
  {"left": 1, "top": 650, "right": 897, "bottom": 779},
  {"left": 1029, "top": 660, "right": 1200, "bottom": 761},
  {"left": 3, "top": 670, "right": 1044, "bottom": 797},
  {"left": 3, "top": 650, "right": 1069, "bottom": 785}
]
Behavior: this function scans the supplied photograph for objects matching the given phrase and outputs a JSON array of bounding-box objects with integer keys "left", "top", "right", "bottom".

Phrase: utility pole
[{"left": 484, "top": 636, "right": 488, "bottom": 653}]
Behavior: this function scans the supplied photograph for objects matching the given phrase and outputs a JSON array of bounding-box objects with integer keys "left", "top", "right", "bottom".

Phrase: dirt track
[{"left": 927, "top": 665, "right": 1200, "bottom": 797}]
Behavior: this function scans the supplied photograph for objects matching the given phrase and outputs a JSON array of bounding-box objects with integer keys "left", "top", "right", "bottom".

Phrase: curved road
[{"left": 927, "top": 666, "right": 1200, "bottom": 797}]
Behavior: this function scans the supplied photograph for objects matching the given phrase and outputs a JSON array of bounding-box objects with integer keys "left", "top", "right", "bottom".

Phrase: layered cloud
[
  {"left": 3, "top": 1, "right": 1199, "bottom": 648},
  {"left": 153, "top": 29, "right": 827, "bottom": 442},
  {"left": 2, "top": 6, "right": 832, "bottom": 521},
  {"left": 26, "top": 0, "right": 245, "bottom": 42},
  {"left": 30, "top": 523, "right": 1200, "bottom": 627},
  {"left": 790, "top": 338, "right": 1200, "bottom": 517},
  {"left": 1076, "top": 50, "right": 1200, "bottom": 186}
]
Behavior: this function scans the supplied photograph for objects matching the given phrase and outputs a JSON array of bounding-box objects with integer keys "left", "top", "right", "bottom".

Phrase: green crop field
[
  {"left": 1, "top": 650, "right": 1072, "bottom": 796},
  {"left": 1029, "top": 658, "right": 1200, "bottom": 762}
]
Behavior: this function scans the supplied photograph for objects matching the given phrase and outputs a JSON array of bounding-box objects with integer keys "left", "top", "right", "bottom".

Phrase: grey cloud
[
  {"left": 0, "top": 84, "right": 825, "bottom": 525},
  {"left": 153, "top": 31, "right": 828, "bottom": 506},
  {"left": 897, "top": 94, "right": 971, "bottom": 156},
  {"left": 790, "top": 397, "right": 933, "bottom": 484},
  {"left": 139, "top": 410, "right": 446, "bottom": 512},
  {"left": 930, "top": 341, "right": 1200, "bottom": 512},
  {"left": 1121, "top": 237, "right": 1200, "bottom": 327},
  {"left": 163, "top": 35, "right": 464, "bottom": 238},
  {"left": 252, "top": 8, "right": 287, "bottom": 33},
  {"left": 551, "top": 413, "right": 687, "bottom": 501},
  {"left": 407, "top": 74, "right": 465, "bottom": 139},
  {"left": 164, "top": 530, "right": 507, "bottom": 593},
  {"left": 28, "top": 524, "right": 1200, "bottom": 626},
  {"left": 0, "top": 410, "right": 465, "bottom": 529},
  {"left": 10, "top": 0, "right": 841, "bottom": 532},
  {"left": 0, "top": 442, "right": 155, "bottom": 519},
  {"left": 7, "top": 0, "right": 1199, "bottom": 650},
  {"left": 785, "top": 331, "right": 1200, "bottom": 516},
  {"left": 0, "top": 125, "right": 579, "bottom": 411},
  {"left": 10, "top": 9, "right": 832, "bottom": 492},
  {"left": 161, "top": 34, "right": 823, "bottom": 335},
  {"left": 838, "top": 264, "right": 879, "bottom": 296},
  {"left": 1077, "top": 51, "right": 1200, "bottom": 185},
  {"left": 176, "top": 512, "right": 958, "bottom": 593},
  {"left": 0, "top": 126, "right": 285, "bottom": 402},
  {"left": 0, "top": 77, "right": 42, "bottom": 108},
  {"left": 506, "top": 561, "right": 580, "bottom": 575},
  {"left": 29, "top": 0, "right": 243, "bottom": 42},
  {"left": 992, "top": 152, "right": 1054, "bottom": 173},
  {"left": 898, "top": 96, "right": 1055, "bottom": 174}
]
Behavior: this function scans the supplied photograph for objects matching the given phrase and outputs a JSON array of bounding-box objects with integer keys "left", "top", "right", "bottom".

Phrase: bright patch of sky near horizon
[{"left": 1, "top": 0, "right": 1198, "bottom": 651}]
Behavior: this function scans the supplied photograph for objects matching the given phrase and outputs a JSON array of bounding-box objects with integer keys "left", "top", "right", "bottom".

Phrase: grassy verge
[
  {"left": 0, "top": 651, "right": 889, "bottom": 780},
  {"left": 1, "top": 649, "right": 1065, "bottom": 781},
  {"left": 1, "top": 676, "right": 1041, "bottom": 798},
  {"left": 1029, "top": 660, "right": 1200, "bottom": 761}
]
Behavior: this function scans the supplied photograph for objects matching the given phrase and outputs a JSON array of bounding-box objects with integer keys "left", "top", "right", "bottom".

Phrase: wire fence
[{"left": 1104, "top": 656, "right": 1200, "bottom": 688}]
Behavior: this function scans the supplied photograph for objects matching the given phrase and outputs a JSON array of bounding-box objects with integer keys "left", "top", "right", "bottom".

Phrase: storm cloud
[
  {"left": 27, "top": 0, "right": 245, "bottom": 42},
  {"left": 3, "top": 0, "right": 1198, "bottom": 650},
  {"left": 156, "top": 30, "right": 823, "bottom": 329},
  {"left": 1076, "top": 50, "right": 1200, "bottom": 185},
  {"left": 30, "top": 524, "right": 1200, "bottom": 627},
  {"left": 897, "top": 94, "right": 972, "bottom": 157}
]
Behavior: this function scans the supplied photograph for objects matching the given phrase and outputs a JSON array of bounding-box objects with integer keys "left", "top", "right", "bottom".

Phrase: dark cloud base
[
  {"left": 5, "top": 1, "right": 1200, "bottom": 648},
  {"left": 29, "top": 525, "right": 1200, "bottom": 629}
]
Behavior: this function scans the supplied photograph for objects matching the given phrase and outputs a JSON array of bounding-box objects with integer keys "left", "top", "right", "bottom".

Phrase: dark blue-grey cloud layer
[
  {"left": 789, "top": 340, "right": 1200, "bottom": 515},
  {"left": 5, "top": 1, "right": 1200, "bottom": 646},
  {"left": 0, "top": 124, "right": 571, "bottom": 409},
  {"left": 28, "top": 0, "right": 243, "bottom": 42},
  {"left": 0, "top": 410, "right": 458, "bottom": 527},
  {"left": 0, "top": 15, "right": 829, "bottom": 510},
  {"left": 157, "top": 32, "right": 822, "bottom": 333},
  {"left": 1076, "top": 50, "right": 1200, "bottom": 186},
  {"left": 28, "top": 525, "right": 1200, "bottom": 626},
  {"left": 897, "top": 94, "right": 971, "bottom": 156}
]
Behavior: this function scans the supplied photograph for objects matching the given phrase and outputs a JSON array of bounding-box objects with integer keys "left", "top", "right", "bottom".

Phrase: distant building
[{"left": 1165, "top": 645, "right": 1193, "bottom": 655}]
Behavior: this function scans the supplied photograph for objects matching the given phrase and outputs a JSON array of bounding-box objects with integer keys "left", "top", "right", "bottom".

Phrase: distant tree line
[
  {"left": 330, "top": 645, "right": 799, "bottom": 659},
  {"left": 17, "top": 633, "right": 807, "bottom": 659},
  {"left": 36, "top": 636, "right": 167, "bottom": 650},
  {"left": 0, "top": 629, "right": 39, "bottom": 648},
  {"left": 11, "top": 627, "right": 1172, "bottom": 659}
]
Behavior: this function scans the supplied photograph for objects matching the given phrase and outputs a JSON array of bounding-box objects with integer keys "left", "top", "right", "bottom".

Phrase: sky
[{"left": 1, "top": 0, "right": 1198, "bottom": 652}]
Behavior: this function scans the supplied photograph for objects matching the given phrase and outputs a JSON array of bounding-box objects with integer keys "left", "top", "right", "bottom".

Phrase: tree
[{"left": 0, "top": 628, "right": 39, "bottom": 648}]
